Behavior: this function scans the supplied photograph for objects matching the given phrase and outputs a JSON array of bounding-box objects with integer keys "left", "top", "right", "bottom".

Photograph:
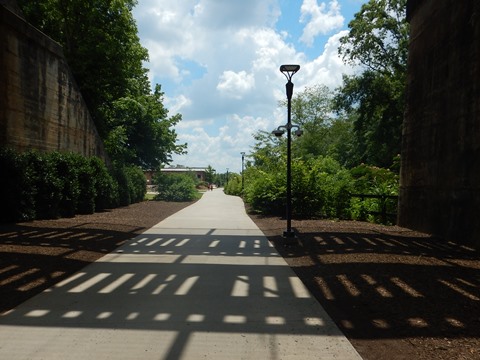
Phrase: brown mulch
[
  {"left": 0, "top": 200, "right": 479, "bottom": 359},
  {"left": 249, "top": 214, "right": 480, "bottom": 360},
  {"left": 0, "top": 200, "right": 194, "bottom": 314}
]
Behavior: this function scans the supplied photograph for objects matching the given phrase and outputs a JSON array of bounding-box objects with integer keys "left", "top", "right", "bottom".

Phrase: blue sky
[{"left": 132, "top": 0, "right": 364, "bottom": 173}]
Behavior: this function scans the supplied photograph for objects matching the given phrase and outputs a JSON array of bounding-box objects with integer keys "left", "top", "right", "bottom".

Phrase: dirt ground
[
  {"left": 250, "top": 214, "right": 480, "bottom": 360},
  {"left": 0, "top": 200, "right": 479, "bottom": 359}
]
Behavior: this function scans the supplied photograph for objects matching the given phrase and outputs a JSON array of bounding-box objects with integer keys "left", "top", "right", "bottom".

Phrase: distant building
[{"left": 144, "top": 166, "right": 208, "bottom": 184}]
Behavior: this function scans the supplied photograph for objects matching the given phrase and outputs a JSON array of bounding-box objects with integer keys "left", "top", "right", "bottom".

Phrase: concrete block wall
[
  {"left": 399, "top": 0, "right": 480, "bottom": 248},
  {"left": 0, "top": 5, "right": 108, "bottom": 161}
]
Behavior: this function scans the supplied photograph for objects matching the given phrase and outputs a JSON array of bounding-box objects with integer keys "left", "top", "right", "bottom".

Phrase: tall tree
[
  {"left": 250, "top": 85, "right": 355, "bottom": 173},
  {"left": 335, "top": 0, "right": 408, "bottom": 168},
  {"left": 278, "top": 85, "right": 355, "bottom": 166},
  {"left": 18, "top": 0, "right": 187, "bottom": 169},
  {"left": 18, "top": 0, "right": 148, "bottom": 137}
]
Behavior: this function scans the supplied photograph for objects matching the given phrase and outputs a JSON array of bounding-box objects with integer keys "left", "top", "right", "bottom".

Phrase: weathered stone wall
[
  {"left": 0, "top": 5, "right": 107, "bottom": 160},
  {"left": 399, "top": 0, "right": 480, "bottom": 248}
]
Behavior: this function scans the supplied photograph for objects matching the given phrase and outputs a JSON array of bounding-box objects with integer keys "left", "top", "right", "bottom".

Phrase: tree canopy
[
  {"left": 18, "top": 0, "right": 186, "bottom": 169},
  {"left": 335, "top": 0, "right": 408, "bottom": 168}
]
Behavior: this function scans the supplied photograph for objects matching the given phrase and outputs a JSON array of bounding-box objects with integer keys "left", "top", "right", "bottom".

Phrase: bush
[
  {"left": 76, "top": 156, "right": 96, "bottom": 214},
  {"left": 24, "top": 151, "right": 63, "bottom": 219},
  {"left": 154, "top": 172, "right": 198, "bottom": 201},
  {"left": 110, "top": 164, "right": 146, "bottom": 206},
  {"left": 0, "top": 148, "right": 35, "bottom": 222},
  {"left": 244, "top": 156, "right": 353, "bottom": 219},
  {"left": 224, "top": 174, "right": 243, "bottom": 197},
  {"left": 125, "top": 166, "right": 147, "bottom": 203},
  {"left": 244, "top": 170, "right": 285, "bottom": 215},
  {"left": 0, "top": 148, "right": 138, "bottom": 222},
  {"left": 348, "top": 164, "right": 399, "bottom": 223},
  {"left": 89, "top": 157, "right": 119, "bottom": 210}
]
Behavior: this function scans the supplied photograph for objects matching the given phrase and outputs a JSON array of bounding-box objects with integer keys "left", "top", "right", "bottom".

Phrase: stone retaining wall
[
  {"left": 400, "top": 0, "right": 480, "bottom": 248},
  {"left": 0, "top": 5, "right": 107, "bottom": 161}
]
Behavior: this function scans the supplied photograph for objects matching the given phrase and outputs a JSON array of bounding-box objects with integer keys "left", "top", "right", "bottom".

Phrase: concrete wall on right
[{"left": 399, "top": 0, "right": 480, "bottom": 248}]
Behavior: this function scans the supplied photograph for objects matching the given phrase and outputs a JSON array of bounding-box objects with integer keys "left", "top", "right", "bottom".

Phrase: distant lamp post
[
  {"left": 240, "top": 152, "right": 245, "bottom": 192},
  {"left": 272, "top": 64, "right": 302, "bottom": 243},
  {"left": 226, "top": 168, "right": 229, "bottom": 186}
]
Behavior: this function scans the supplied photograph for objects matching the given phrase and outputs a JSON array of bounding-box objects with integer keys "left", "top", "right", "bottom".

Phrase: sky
[{"left": 132, "top": 0, "right": 365, "bottom": 173}]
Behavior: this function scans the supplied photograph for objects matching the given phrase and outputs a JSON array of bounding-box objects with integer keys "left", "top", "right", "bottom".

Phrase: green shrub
[
  {"left": 244, "top": 156, "right": 354, "bottom": 219},
  {"left": 348, "top": 164, "right": 399, "bottom": 223},
  {"left": 24, "top": 151, "right": 63, "bottom": 219},
  {"left": 48, "top": 152, "right": 82, "bottom": 217},
  {"left": 125, "top": 166, "right": 147, "bottom": 203},
  {"left": 154, "top": 172, "right": 198, "bottom": 201},
  {"left": 76, "top": 156, "right": 96, "bottom": 214},
  {"left": 111, "top": 163, "right": 132, "bottom": 206},
  {"left": 89, "top": 157, "right": 118, "bottom": 210},
  {"left": 224, "top": 174, "right": 243, "bottom": 196},
  {"left": 0, "top": 148, "right": 144, "bottom": 222},
  {"left": 244, "top": 170, "right": 285, "bottom": 215},
  {"left": 0, "top": 148, "right": 35, "bottom": 222}
]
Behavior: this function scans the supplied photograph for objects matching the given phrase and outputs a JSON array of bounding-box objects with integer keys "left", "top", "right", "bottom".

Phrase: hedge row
[
  {"left": 153, "top": 172, "right": 200, "bottom": 202},
  {"left": 227, "top": 156, "right": 399, "bottom": 224},
  {"left": 0, "top": 148, "right": 146, "bottom": 223}
]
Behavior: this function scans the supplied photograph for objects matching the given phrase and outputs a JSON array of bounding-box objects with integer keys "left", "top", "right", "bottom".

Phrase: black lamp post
[
  {"left": 272, "top": 64, "right": 302, "bottom": 243},
  {"left": 240, "top": 152, "right": 245, "bottom": 192}
]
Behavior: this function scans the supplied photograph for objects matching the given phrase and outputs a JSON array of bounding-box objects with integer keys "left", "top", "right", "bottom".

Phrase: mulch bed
[
  {"left": 249, "top": 214, "right": 480, "bottom": 360},
  {"left": 1, "top": 200, "right": 479, "bottom": 359},
  {"left": 0, "top": 200, "right": 194, "bottom": 314}
]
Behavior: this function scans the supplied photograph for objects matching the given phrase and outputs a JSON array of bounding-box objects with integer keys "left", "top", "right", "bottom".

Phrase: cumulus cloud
[
  {"left": 216, "top": 71, "right": 255, "bottom": 99},
  {"left": 299, "top": 0, "right": 344, "bottom": 47},
  {"left": 133, "top": 0, "right": 357, "bottom": 172}
]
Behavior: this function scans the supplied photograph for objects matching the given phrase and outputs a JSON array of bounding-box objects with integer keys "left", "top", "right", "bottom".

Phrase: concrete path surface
[{"left": 0, "top": 189, "right": 362, "bottom": 359}]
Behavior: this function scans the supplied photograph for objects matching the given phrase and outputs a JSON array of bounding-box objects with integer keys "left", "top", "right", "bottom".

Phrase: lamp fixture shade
[{"left": 280, "top": 64, "right": 300, "bottom": 73}]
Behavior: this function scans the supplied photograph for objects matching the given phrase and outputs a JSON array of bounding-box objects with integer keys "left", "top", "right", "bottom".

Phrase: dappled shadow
[
  {"left": 270, "top": 229, "right": 480, "bottom": 340},
  {"left": 0, "top": 229, "right": 359, "bottom": 359},
  {"left": 0, "top": 223, "right": 144, "bottom": 313}
]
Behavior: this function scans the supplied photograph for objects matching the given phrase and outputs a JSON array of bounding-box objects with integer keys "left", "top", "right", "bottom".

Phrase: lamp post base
[{"left": 282, "top": 230, "right": 298, "bottom": 246}]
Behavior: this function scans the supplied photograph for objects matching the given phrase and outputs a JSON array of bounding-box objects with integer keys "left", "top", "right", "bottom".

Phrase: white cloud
[
  {"left": 165, "top": 94, "right": 192, "bottom": 115},
  {"left": 217, "top": 71, "right": 255, "bottom": 99},
  {"left": 299, "top": 0, "right": 344, "bottom": 47},
  {"left": 133, "top": 0, "right": 358, "bottom": 172},
  {"left": 299, "top": 30, "right": 357, "bottom": 89}
]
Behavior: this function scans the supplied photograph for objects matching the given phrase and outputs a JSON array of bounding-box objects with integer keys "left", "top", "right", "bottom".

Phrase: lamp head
[
  {"left": 294, "top": 128, "right": 304, "bottom": 137},
  {"left": 272, "top": 129, "right": 285, "bottom": 138},
  {"left": 280, "top": 64, "right": 300, "bottom": 81}
]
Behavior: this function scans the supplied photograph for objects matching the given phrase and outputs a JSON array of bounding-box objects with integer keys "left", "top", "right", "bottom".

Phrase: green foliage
[
  {"left": 348, "top": 164, "right": 399, "bottom": 223},
  {"left": 18, "top": 1, "right": 187, "bottom": 169},
  {"left": 338, "top": 0, "right": 408, "bottom": 74},
  {"left": 244, "top": 156, "right": 354, "bottom": 219},
  {"left": 111, "top": 163, "right": 146, "bottom": 206},
  {"left": 0, "top": 148, "right": 145, "bottom": 223},
  {"left": 204, "top": 165, "right": 216, "bottom": 184},
  {"left": 125, "top": 166, "right": 147, "bottom": 204},
  {"left": 104, "top": 85, "right": 187, "bottom": 168},
  {"left": 89, "top": 157, "right": 119, "bottom": 211},
  {"left": 335, "top": 0, "right": 408, "bottom": 169},
  {"left": 244, "top": 169, "right": 285, "bottom": 215},
  {"left": 153, "top": 173, "right": 198, "bottom": 202},
  {"left": 224, "top": 174, "right": 243, "bottom": 197},
  {"left": 273, "top": 85, "right": 356, "bottom": 167},
  {"left": 0, "top": 148, "right": 35, "bottom": 222},
  {"left": 24, "top": 151, "right": 64, "bottom": 219},
  {"left": 18, "top": 0, "right": 148, "bottom": 138},
  {"left": 334, "top": 71, "right": 405, "bottom": 168}
]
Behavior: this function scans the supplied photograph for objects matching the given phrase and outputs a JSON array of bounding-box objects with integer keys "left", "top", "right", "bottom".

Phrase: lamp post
[
  {"left": 240, "top": 152, "right": 245, "bottom": 192},
  {"left": 272, "top": 64, "right": 302, "bottom": 243},
  {"left": 226, "top": 168, "right": 229, "bottom": 186}
]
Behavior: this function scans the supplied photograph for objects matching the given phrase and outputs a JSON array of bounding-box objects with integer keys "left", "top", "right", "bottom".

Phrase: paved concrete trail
[{"left": 0, "top": 189, "right": 362, "bottom": 359}]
